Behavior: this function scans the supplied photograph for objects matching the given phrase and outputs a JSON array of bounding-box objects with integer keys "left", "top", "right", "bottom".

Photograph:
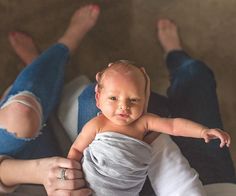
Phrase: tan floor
[{"left": 0, "top": 0, "right": 235, "bottom": 167}]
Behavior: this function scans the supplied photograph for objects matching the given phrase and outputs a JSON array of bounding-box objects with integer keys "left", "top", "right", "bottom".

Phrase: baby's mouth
[{"left": 118, "top": 113, "right": 129, "bottom": 118}]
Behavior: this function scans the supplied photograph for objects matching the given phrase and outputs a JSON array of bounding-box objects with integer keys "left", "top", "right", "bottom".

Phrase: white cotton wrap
[
  {"left": 148, "top": 134, "right": 207, "bottom": 196},
  {"left": 82, "top": 132, "right": 152, "bottom": 196}
]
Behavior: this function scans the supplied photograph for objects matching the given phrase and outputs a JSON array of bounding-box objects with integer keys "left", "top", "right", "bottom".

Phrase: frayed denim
[{"left": 0, "top": 43, "right": 69, "bottom": 158}]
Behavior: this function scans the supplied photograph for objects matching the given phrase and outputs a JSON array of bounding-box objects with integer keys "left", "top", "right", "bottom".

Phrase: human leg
[
  {"left": 0, "top": 32, "right": 40, "bottom": 101},
  {"left": 0, "top": 4, "right": 100, "bottom": 157},
  {"left": 8, "top": 31, "right": 39, "bottom": 65},
  {"left": 77, "top": 83, "right": 99, "bottom": 133},
  {"left": 158, "top": 19, "right": 235, "bottom": 184}
]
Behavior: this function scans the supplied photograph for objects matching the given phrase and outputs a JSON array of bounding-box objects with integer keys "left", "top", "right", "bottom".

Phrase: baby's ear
[
  {"left": 95, "top": 72, "right": 102, "bottom": 108},
  {"left": 95, "top": 72, "right": 100, "bottom": 82},
  {"left": 108, "top": 63, "right": 113, "bottom": 67},
  {"left": 95, "top": 90, "right": 100, "bottom": 109},
  {"left": 140, "top": 67, "right": 146, "bottom": 73},
  {"left": 140, "top": 67, "right": 150, "bottom": 113}
]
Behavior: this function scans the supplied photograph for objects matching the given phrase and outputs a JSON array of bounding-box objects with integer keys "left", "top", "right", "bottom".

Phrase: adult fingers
[
  {"left": 42, "top": 157, "right": 84, "bottom": 194},
  {"left": 54, "top": 178, "right": 86, "bottom": 190},
  {"left": 50, "top": 188, "right": 92, "bottom": 196},
  {"left": 55, "top": 157, "right": 81, "bottom": 170},
  {"left": 56, "top": 167, "right": 84, "bottom": 180}
]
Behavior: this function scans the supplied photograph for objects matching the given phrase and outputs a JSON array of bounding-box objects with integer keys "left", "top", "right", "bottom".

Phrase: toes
[
  {"left": 158, "top": 19, "right": 176, "bottom": 31},
  {"left": 158, "top": 19, "right": 170, "bottom": 29},
  {"left": 90, "top": 4, "right": 100, "bottom": 17},
  {"left": 8, "top": 32, "right": 23, "bottom": 48},
  {"left": 7, "top": 31, "right": 39, "bottom": 64},
  {"left": 84, "top": 4, "right": 100, "bottom": 19},
  {"left": 8, "top": 32, "right": 16, "bottom": 45},
  {"left": 71, "top": 4, "right": 100, "bottom": 24},
  {"left": 8, "top": 31, "right": 32, "bottom": 45},
  {"left": 156, "top": 18, "right": 182, "bottom": 53}
]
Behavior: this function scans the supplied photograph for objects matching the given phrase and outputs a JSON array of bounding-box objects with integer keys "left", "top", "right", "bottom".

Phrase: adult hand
[{"left": 37, "top": 156, "right": 91, "bottom": 196}]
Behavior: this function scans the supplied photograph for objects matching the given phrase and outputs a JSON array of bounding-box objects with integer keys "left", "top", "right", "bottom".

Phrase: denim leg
[
  {"left": 77, "top": 83, "right": 100, "bottom": 133},
  {"left": 0, "top": 43, "right": 69, "bottom": 158},
  {"left": 14, "top": 125, "right": 62, "bottom": 159},
  {"left": 0, "top": 43, "right": 69, "bottom": 122},
  {"left": 147, "top": 92, "right": 169, "bottom": 117},
  {"left": 166, "top": 50, "right": 236, "bottom": 184}
]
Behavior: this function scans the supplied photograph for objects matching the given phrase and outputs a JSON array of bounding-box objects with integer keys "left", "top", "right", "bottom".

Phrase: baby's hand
[{"left": 201, "top": 128, "right": 231, "bottom": 148}]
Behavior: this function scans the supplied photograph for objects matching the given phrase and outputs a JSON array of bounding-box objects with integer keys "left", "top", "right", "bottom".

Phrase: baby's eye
[
  {"left": 109, "top": 96, "right": 117, "bottom": 101},
  {"left": 130, "top": 98, "right": 139, "bottom": 102}
]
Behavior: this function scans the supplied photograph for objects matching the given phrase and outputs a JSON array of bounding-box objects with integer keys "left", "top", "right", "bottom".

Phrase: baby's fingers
[
  {"left": 224, "top": 132, "right": 231, "bottom": 147},
  {"left": 214, "top": 129, "right": 231, "bottom": 148},
  {"left": 219, "top": 140, "right": 226, "bottom": 148},
  {"left": 217, "top": 133, "right": 228, "bottom": 148},
  {"left": 204, "top": 137, "right": 209, "bottom": 143}
]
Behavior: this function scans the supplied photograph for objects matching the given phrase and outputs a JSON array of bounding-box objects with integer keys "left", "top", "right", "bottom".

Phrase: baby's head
[
  {"left": 95, "top": 60, "right": 150, "bottom": 125},
  {"left": 96, "top": 60, "right": 148, "bottom": 91}
]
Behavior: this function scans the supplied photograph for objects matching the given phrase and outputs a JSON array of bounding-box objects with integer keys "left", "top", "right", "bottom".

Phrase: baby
[{"left": 68, "top": 60, "right": 230, "bottom": 196}]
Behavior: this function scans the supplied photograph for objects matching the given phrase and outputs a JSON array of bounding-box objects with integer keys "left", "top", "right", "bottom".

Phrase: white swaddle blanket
[{"left": 82, "top": 132, "right": 152, "bottom": 196}]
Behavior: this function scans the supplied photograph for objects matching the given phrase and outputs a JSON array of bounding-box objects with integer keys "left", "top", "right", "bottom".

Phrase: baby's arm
[
  {"left": 67, "top": 118, "right": 98, "bottom": 161},
  {"left": 143, "top": 113, "right": 230, "bottom": 147}
]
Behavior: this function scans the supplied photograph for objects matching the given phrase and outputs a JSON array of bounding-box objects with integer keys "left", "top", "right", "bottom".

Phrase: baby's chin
[
  {"left": 112, "top": 118, "right": 138, "bottom": 126},
  {"left": 114, "top": 121, "right": 132, "bottom": 126}
]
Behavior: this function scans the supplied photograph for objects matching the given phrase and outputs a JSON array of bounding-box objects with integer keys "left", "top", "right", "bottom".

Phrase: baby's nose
[{"left": 118, "top": 103, "right": 130, "bottom": 110}]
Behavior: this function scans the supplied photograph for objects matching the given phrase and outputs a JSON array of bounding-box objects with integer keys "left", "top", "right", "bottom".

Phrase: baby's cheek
[
  {"left": 133, "top": 107, "right": 144, "bottom": 117},
  {"left": 104, "top": 105, "right": 116, "bottom": 115}
]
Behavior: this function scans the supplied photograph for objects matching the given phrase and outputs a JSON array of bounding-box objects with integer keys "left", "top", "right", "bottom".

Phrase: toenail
[
  {"left": 91, "top": 4, "right": 100, "bottom": 11},
  {"left": 10, "top": 32, "right": 16, "bottom": 36}
]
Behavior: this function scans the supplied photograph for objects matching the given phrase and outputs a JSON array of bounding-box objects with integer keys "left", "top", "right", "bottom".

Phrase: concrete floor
[{"left": 0, "top": 0, "right": 236, "bottom": 167}]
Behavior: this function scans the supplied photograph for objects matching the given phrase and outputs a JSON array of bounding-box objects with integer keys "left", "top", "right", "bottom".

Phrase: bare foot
[
  {"left": 157, "top": 19, "right": 182, "bottom": 54},
  {"left": 58, "top": 4, "right": 100, "bottom": 53},
  {"left": 8, "top": 32, "right": 39, "bottom": 65}
]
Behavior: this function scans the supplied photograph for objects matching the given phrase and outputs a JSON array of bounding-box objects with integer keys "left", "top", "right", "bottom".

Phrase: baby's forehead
[
  {"left": 104, "top": 64, "right": 143, "bottom": 78},
  {"left": 101, "top": 66, "right": 145, "bottom": 91}
]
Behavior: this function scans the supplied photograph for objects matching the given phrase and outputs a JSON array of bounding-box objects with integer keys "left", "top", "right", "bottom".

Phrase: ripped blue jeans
[{"left": 0, "top": 43, "right": 69, "bottom": 158}]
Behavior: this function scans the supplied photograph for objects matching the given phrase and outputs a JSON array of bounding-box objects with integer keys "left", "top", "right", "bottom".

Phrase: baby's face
[{"left": 96, "top": 69, "right": 146, "bottom": 126}]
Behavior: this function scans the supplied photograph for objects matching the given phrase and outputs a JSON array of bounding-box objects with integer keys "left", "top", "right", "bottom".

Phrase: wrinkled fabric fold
[{"left": 82, "top": 132, "right": 151, "bottom": 196}]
